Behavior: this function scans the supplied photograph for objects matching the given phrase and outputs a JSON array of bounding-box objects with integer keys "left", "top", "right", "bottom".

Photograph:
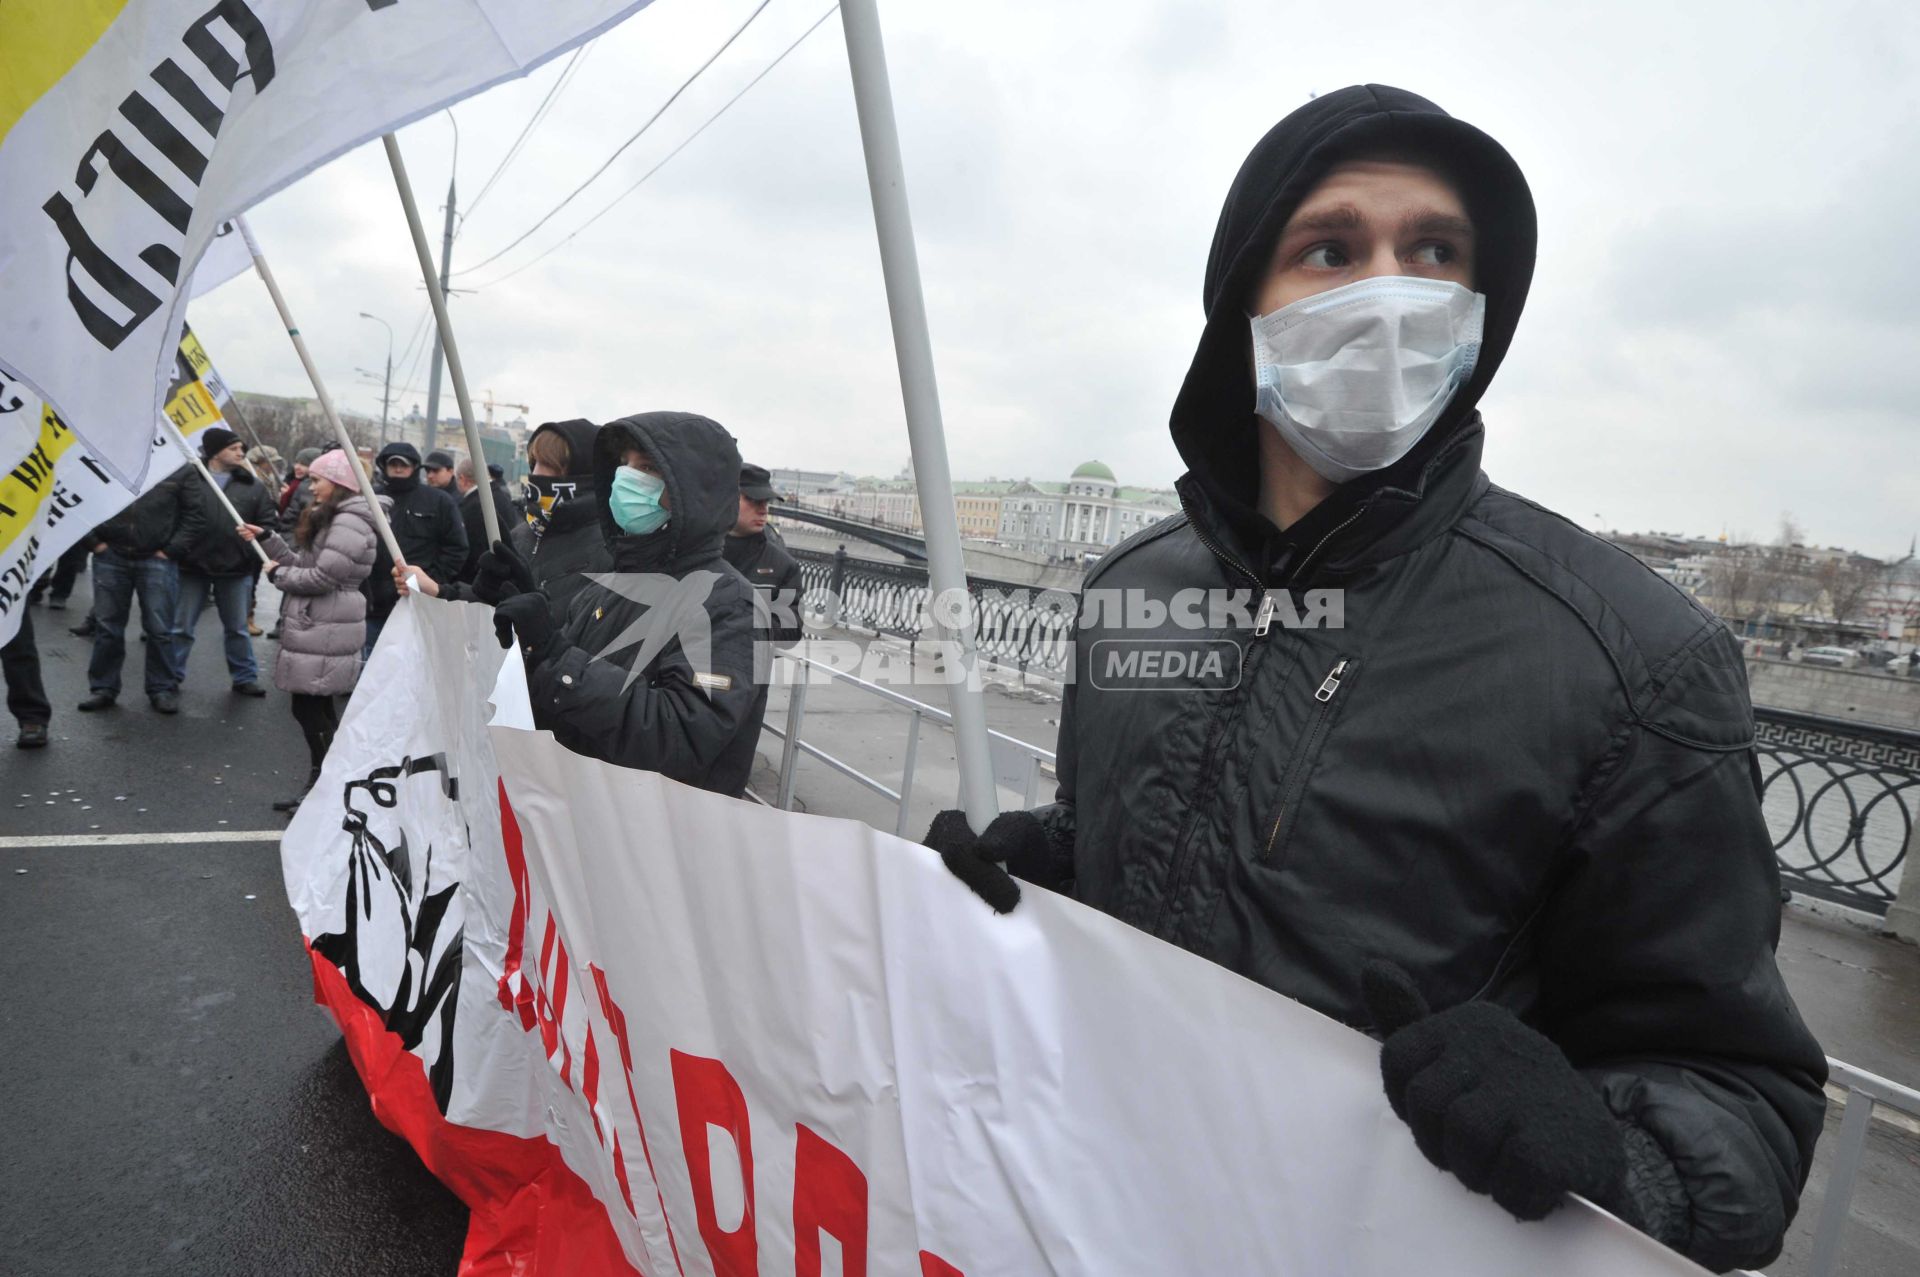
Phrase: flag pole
[
  {"left": 838, "top": 0, "right": 998, "bottom": 831},
  {"left": 236, "top": 218, "right": 407, "bottom": 569},
  {"left": 381, "top": 133, "right": 503, "bottom": 548},
  {"left": 159, "top": 420, "right": 270, "bottom": 565}
]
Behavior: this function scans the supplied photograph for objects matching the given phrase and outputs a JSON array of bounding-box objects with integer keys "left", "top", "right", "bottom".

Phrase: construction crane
[{"left": 480, "top": 389, "right": 530, "bottom": 429}]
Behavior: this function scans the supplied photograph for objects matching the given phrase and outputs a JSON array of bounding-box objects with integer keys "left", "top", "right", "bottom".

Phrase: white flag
[
  {"left": 0, "top": 0, "right": 657, "bottom": 486},
  {"left": 188, "top": 218, "right": 251, "bottom": 299}
]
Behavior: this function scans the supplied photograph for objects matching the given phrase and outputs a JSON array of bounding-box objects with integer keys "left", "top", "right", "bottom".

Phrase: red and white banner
[{"left": 283, "top": 597, "right": 1713, "bottom": 1276}]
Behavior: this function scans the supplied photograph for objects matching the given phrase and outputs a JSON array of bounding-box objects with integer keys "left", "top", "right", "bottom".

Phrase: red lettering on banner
[
  {"left": 793, "top": 1124, "right": 867, "bottom": 1277},
  {"left": 584, "top": 1026, "right": 603, "bottom": 1143},
  {"left": 673, "top": 1050, "right": 758, "bottom": 1276},
  {"left": 917, "top": 1254, "right": 964, "bottom": 1277},
  {"left": 592, "top": 963, "right": 686, "bottom": 1275},
  {"left": 495, "top": 780, "right": 536, "bottom": 1028}
]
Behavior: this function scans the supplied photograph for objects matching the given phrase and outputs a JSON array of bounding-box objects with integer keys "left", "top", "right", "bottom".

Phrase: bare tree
[{"left": 1814, "top": 555, "right": 1888, "bottom": 626}]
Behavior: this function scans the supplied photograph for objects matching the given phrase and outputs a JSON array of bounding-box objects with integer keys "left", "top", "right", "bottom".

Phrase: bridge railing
[
  {"left": 789, "top": 550, "right": 1917, "bottom": 914},
  {"left": 792, "top": 547, "right": 1075, "bottom": 678},
  {"left": 1754, "top": 707, "right": 1918, "bottom": 917}
]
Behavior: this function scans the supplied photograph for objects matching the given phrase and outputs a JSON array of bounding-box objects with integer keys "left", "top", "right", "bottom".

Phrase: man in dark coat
[
  {"left": 491, "top": 412, "right": 769, "bottom": 798},
  {"left": 363, "top": 440, "right": 466, "bottom": 658},
  {"left": 453, "top": 454, "right": 515, "bottom": 584},
  {"left": 926, "top": 85, "right": 1825, "bottom": 1273},
  {"left": 723, "top": 462, "right": 804, "bottom": 648},
  {"left": 79, "top": 464, "right": 204, "bottom": 714},
  {"left": 174, "top": 427, "right": 274, "bottom": 695}
]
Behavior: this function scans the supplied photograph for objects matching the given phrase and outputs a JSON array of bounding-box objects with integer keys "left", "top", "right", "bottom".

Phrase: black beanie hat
[{"left": 199, "top": 427, "right": 241, "bottom": 460}]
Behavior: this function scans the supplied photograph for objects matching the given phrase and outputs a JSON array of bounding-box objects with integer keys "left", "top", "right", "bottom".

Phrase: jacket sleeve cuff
[
  {"left": 1611, "top": 1121, "right": 1692, "bottom": 1254},
  {"left": 527, "top": 643, "right": 592, "bottom": 707}
]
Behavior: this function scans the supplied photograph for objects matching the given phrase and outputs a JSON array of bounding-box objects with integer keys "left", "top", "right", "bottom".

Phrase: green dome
[{"left": 1071, "top": 460, "right": 1116, "bottom": 483}]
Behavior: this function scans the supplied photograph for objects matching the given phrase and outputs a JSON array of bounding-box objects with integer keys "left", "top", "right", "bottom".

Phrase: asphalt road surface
[{"left": 0, "top": 585, "right": 467, "bottom": 1277}]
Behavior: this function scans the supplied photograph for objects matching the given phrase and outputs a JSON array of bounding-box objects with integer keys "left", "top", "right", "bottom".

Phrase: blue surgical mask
[{"left": 609, "top": 465, "right": 669, "bottom": 535}]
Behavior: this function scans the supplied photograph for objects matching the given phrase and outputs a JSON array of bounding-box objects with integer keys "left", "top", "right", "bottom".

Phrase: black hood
[
  {"left": 529, "top": 418, "right": 602, "bottom": 491},
  {"left": 1172, "top": 84, "right": 1535, "bottom": 530},
  {"left": 593, "top": 411, "right": 742, "bottom": 573}
]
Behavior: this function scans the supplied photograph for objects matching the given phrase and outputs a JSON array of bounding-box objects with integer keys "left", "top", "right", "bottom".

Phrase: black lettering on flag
[
  {"left": 184, "top": 1, "right": 277, "bottom": 92},
  {"left": 118, "top": 91, "right": 210, "bottom": 183},
  {"left": 41, "top": 0, "right": 276, "bottom": 351},
  {"left": 75, "top": 131, "right": 193, "bottom": 233},
  {"left": 152, "top": 59, "right": 226, "bottom": 137},
  {"left": 41, "top": 193, "right": 163, "bottom": 350}
]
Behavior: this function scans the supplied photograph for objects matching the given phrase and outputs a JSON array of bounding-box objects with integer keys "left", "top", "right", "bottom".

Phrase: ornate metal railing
[
  {"left": 791, "top": 551, "right": 1917, "bottom": 914},
  {"left": 792, "top": 548, "right": 1075, "bottom": 678},
  {"left": 1754, "top": 707, "right": 1917, "bottom": 916}
]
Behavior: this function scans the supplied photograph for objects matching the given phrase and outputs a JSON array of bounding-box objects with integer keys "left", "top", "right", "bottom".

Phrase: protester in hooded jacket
[
  {"left": 489, "top": 412, "right": 769, "bottom": 797},
  {"left": 923, "top": 86, "right": 1825, "bottom": 1274},
  {"left": 399, "top": 419, "right": 612, "bottom": 614},
  {"left": 363, "top": 440, "right": 466, "bottom": 656},
  {"left": 240, "top": 450, "right": 382, "bottom": 811}
]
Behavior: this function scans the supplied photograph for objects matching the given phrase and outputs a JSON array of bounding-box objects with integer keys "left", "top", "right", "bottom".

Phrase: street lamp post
[{"left": 358, "top": 311, "right": 394, "bottom": 437}]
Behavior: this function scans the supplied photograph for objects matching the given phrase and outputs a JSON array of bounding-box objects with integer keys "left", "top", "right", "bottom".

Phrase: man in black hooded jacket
[
  {"left": 925, "top": 85, "right": 1824, "bottom": 1272},
  {"left": 491, "top": 412, "right": 769, "bottom": 797},
  {"left": 364, "top": 440, "right": 466, "bottom": 657}
]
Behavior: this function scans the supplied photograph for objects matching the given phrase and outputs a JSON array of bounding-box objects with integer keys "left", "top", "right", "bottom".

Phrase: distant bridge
[{"left": 775, "top": 505, "right": 928, "bottom": 561}]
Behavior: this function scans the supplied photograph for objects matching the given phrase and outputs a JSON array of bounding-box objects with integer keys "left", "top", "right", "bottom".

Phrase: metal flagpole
[
  {"left": 159, "top": 420, "right": 270, "bottom": 565},
  {"left": 235, "top": 218, "right": 407, "bottom": 569},
  {"left": 381, "top": 134, "right": 503, "bottom": 548},
  {"left": 838, "top": 0, "right": 998, "bottom": 831}
]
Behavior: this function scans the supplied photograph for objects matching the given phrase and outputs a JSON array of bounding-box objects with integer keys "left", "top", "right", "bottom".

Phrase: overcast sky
[{"left": 189, "top": 0, "right": 1920, "bottom": 558}]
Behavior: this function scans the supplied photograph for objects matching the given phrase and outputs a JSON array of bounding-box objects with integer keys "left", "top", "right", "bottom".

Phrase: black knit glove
[
  {"left": 493, "top": 592, "right": 561, "bottom": 666},
  {"left": 472, "top": 539, "right": 536, "bottom": 606},
  {"left": 922, "top": 809, "right": 1053, "bottom": 914},
  {"left": 1361, "top": 961, "right": 1632, "bottom": 1223}
]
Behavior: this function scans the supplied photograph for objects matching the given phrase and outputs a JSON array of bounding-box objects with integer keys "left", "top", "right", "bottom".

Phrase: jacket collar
[{"left": 1178, "top": 416, "right": 1488, "bottom": 586}]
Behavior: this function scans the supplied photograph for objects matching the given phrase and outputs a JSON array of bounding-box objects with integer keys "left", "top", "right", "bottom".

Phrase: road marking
[{"left": 0, "top": 830, "right": 283, "bottom": 849}]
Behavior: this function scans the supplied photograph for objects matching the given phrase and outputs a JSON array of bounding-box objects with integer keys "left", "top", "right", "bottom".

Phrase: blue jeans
[
  {"left": 88, "top": 550, "right": 182, "bottom": 698},
  {"left": 175, "top": 570, "right": 259, "bottom": 687},
  {"left": 362, "top": 614, "right": 386, "bottom": 663}
]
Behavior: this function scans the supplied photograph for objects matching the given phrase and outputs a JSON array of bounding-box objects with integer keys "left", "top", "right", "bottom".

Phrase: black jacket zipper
[{"left": 1262, "top": 657, "right": 1356, "bottom": 864}]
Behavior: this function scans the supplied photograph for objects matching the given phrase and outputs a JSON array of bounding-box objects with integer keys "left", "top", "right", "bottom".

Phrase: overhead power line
[
  {"left": 467, "top": 4, "right": 840, "bottom": 291},
  {"left": 465, "top": 41, "right": 596, "bottom": 220},
  {"left": 454, "top": 0, "right": 776, "bottom": 278}
]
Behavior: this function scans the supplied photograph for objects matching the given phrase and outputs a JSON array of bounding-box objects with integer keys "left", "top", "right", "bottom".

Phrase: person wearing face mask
[
  {"left": 398, "top": 419, "right": 612, "bottom": 613},
  {"left": 489, "top": 412, "right": 770, "bottom": 798},
  {"left": 361, "top": 441, "right": 467, "bottom": 661},
  {"left": 922, "top": 86, "right": 1823, "bottom": 1273}
]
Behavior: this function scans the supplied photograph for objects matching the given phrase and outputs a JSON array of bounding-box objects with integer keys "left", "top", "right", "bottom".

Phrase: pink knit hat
[{"left": 308, "top": 449, "right": 361, "bottom": 493}]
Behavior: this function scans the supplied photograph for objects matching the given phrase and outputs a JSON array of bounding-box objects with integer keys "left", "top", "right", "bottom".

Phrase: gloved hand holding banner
[{"left": 283, "top": 596, "right": 1722, "bottom": 1276}]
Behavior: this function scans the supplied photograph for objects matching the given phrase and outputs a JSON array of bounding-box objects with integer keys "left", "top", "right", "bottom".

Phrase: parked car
[{"left": 1798, "top": 645, "right": 1860, "bottom": 669}]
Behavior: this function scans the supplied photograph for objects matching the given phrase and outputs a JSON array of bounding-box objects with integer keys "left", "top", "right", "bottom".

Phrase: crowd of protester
[{"left": 7, "top": 418, "right": 800, "bottom": 817}]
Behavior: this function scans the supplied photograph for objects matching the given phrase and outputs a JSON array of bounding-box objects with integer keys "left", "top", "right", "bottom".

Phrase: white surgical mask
[{"left": 1250, "top": 276, "right": 1486, "bottom": 484}]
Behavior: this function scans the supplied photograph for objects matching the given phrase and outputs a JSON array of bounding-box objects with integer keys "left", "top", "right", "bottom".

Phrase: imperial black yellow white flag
[
  {"left": 0, "top": 0, "right": 657, "bottom": 487},
  {"left": 0, "top": 324, "right": 233, "bottom": 644}
]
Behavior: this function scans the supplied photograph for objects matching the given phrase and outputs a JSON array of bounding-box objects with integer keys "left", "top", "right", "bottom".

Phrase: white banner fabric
[{"left": 282, "top": 597, "right": 1715, "bottom": 1276}]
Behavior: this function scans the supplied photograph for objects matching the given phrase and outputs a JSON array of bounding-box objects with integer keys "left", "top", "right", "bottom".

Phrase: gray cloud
[{"left": 187, "top": 0, "right": 1920, "bottom": 558}]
